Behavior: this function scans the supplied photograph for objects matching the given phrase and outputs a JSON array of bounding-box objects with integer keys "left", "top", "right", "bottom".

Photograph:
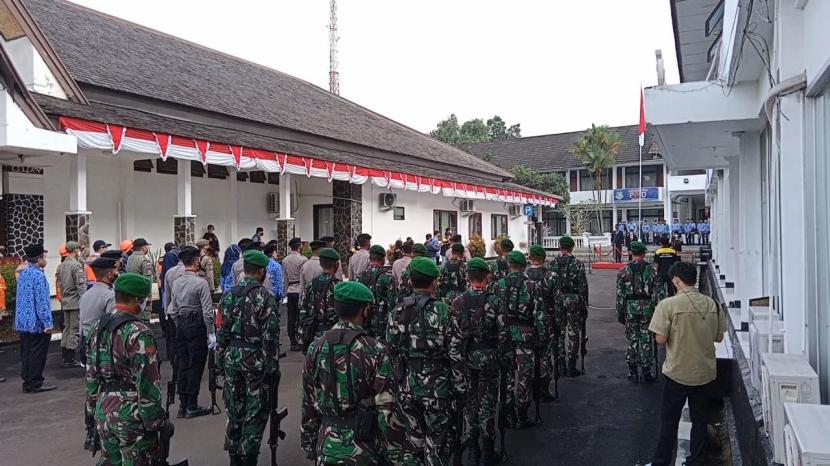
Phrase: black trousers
[
  {"left": 20, "top": 332, "right": 50, "bottom": 390},
  {"left": 286, "top": 293, "right": 300, "bottom": 345},
  {"left": 613, "top": 244, "right": 623, "bottom": 263},
  {"left": 652, "top": 376, "right": 714, "bottom": 466},
  {"left": 175, "top": 315, "right": 208, "bottom": 397}
]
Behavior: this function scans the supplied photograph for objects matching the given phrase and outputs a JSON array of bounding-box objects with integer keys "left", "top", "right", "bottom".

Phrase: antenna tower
[{"left": 328, "top": 0, "right": 340, "bottom": 95}]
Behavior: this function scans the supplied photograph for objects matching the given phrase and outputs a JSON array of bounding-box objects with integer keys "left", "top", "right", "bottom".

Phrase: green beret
[
  {"left": 243, "top": 250, "right": 270, "bottom": 268},
  {"left": 507, "top": 250, "right": 526, "bottom": 266},
  {"left": 114, "top": 272, "right": 151, "bottom": 298},
  {"left": 410, "top": 257, "right": 440, "bottom": 279},
  {"left": 630, "top": 241, "right": 647, "bottom": 254},
  {"left": 467, "top": 257, "right": 490, "bottom": 272},
  {"left": 65, "top": 241, "right": 81, "bottom": 252},
  {"left": 529, "top": 244, "right": 546, "bottom": 257},
  {"left": 369, "top": 245, "right": 386, "bottom": 256},
  {"left": 319, "top": 247, "right": 340, "bottom": 261},
  {"left": 334, "top": 281, "right": 374, "bottom": 304},
  {"left": 412, "top": 243, "right": 427, "bottom": 256},
  {"left": 500, "top": 239, "right": 514, "bottom": 250},
  {"left": 451, "top": 242, "right": 465, "bottom": 253},
  {"left": 559, "top": 236, "right": 575, "bottom": 248}
]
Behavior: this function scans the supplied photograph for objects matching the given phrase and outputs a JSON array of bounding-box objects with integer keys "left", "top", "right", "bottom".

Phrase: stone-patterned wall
[
  {"left": 65, "top": 212, "right": 91, "bottom": 250},
  {"left": 275, "top": 219, "right": 294, "bottom": 259},
  {"left": 5, "top": 194, "right": 44, "bottom": 258},
  {"left": 332, "top": 180, "right": 362, "bottom": 266},
  {"left": 174, "top": 216, "right": 196, "bottom": 246}
]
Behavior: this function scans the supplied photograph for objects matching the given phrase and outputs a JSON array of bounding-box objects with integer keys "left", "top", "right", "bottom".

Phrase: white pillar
[
  {"left": 279, "top": 174, "right": 293, "bottom": 220},
  {"left": 177, "top": 159, "right": 192, "bottom": 216},
  {"left": 738, "top": 134, "right": 763, "bottom": 325},
  {"left": 69, "top": 151, "right": 87, "bottom": 212},
  {"left": 228, "top": 170, "right": 238, "bottom": 241},
  {"left": 612, "top": 166, "right": 618, "bottom": 227},
  {"left": 728, "top": 157, "right": 741, "bottom": 288},
  {"left": 663, "top": 165, "right": 671, "bottom": 224}
]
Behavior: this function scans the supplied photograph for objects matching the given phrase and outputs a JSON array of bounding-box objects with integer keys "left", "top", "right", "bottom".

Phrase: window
[
  {"left": 267, "top": 173, "right": 280, "bottom": 185},
  {"left": 393, "top": 206, "right": 405, "bottom": 221},
  {"left": 133, "top": 159, "right": 153, "bottom": 172},
  {"left": 569, "top": 171, "right": 578, "bottom": 191},
  {"left": 207, "top": 164, "right": 228, "bottom": 179},
  {"left": 433, "top": 210, "right": 457, "bottom": 236},
  {"left": 616, "top": 167, "right": 624, "bottom": 188},
  {"left": 314, "top": 204, "right": 334, "bottom": 239},
  {"left": 156, "top": 157, "right": 178, "bottom": 175},
  {"left": 468, "top": 213, "right": 482, "bottom": 237},
  {"left": 190, "top": 161, "right": 205, "bottom": 178},
  {"left": 542, "top": 208, "right": 566, "bottom": 236},
  {"left": 491, "top": 214, "right": 508, "bottom": 239},
  {"left": 578, "top": 168, "right": 611, "bottom": 191},
  {"left": 624, "top": 165, "right": 662, "bottom": 188},
  {"left": 237, "top": 172, "right": 248, "bottom": 182},
  {"left": 249, "top": 171, "right": 266, "bottom": 184}
]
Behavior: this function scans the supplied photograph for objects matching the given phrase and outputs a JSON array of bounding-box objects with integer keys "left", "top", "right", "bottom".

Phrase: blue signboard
[
  {"left": 523, "top": 204, "right": 535, "bottom": 216},
  {"left": 613, "top": 187, "right": 660, "bottom": 202}
]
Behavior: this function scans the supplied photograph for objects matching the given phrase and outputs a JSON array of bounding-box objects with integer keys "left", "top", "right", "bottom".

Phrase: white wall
[{"left": 803, "top": 0, "right": 830, "bottom": 89}]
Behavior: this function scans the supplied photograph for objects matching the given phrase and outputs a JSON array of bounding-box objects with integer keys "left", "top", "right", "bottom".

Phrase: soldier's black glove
[{"left": 617, "top": 313, "right": 626, "bottom": 325}]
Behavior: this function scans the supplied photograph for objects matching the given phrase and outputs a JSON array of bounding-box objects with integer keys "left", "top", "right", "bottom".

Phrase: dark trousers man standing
[
  {"left": 652, "top": 378, "right": 714, "bottom": 465},
  {"left": 20, "top": 332, "right": 51, "bottom": 392},
  {"left": 175, "top": 312, "right": 209, "bottom": 418},
  {"left": 286, "top": 292, "right": 300, "bottom": 350}
]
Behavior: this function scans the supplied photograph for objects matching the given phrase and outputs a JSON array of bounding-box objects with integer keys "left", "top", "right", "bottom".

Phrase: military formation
[{"left": 13, "top": 225, "right": 706, "bottom": 466}]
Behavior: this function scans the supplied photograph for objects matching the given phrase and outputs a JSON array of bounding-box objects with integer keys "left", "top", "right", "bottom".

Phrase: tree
[
  {"left": 561, "top": 201, "right": 597, "bottom": 236},
  {"left": 487, "top": 116, "right": 521, "bottom": 141},
  {"left": 430, "top": 114, "right": 463, "bottom": 147},
  {"left": 430, "top": 114, "right": 521, "bottom": 149},
  {"left": 460, "top": 118, "right": 489, "bottom": 145},
  {"left": 510, "top": 164, "right": 569, "bottom": 203},
  {"left": 570, "top": 124, "right": 622, "bottom": 232}
]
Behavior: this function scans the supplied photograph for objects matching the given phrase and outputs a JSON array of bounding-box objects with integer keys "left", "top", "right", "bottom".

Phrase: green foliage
[
  {"left": 301, "top": 244, "right": 312, "bottom": 259},
  {"left": 467, "top": 234, "right": 486, "bottom": 258},
  {"left": 561, "top": 201, "right": 598, "bottom": 236},
  {"left": 510, "top": 165, "right": 570, "bottom": 203},
  {"left": 430, "top": 114, "right": 521, "bottom": 149},
  {"left": 570, "top": 124, "right": 622, "bottom": 226},
  {"left": 1, "top": 263, "right": 19, "bottom": 313}
]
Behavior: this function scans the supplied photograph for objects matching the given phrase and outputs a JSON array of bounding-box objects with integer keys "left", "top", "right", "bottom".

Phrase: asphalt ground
[{"left": 0, "top": 269, "right": 664, "bottom": 466}]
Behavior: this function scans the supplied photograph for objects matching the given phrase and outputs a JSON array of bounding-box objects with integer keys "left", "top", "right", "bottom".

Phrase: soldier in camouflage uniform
[
  {"left": 548, "top": 236, "right": 588, "bottom": 377},
  {"left": 396, "top": 243, "right": 428, "bottom": 305},
  {"left": 437, "top": 243, "right": 467, "bottom": 303},
  {"left": 525, "top": 244, "right": 559, "bottom": 401},
  {"left": 301, "top": 281, "right": 395, "bottom": 464},
  {"left": 358, "top": 245, "right": 397, "bottom": 340},
  {"left": 492, "top": 250, "right": 547, "bottom": 428},
  {"left": 299, "top": 248, "right": 342, "bottom": 351},
  {"left": 215, "top": 250, "right": 281, "bottom": 465},
  {"left": 616, "top": 241, "right": 663, "bottom": 383},
  {"left": 85, "top": 273, "right": 167, "bottom": 465},
  {"left": 386, "top": 257, "right": 466, "bottom": 466},
  {"left": 452, "top": 257, "right": 508, "bottom": 465},
  {"left": 488, "top": 238, "right": 513, "bottom": 289}
]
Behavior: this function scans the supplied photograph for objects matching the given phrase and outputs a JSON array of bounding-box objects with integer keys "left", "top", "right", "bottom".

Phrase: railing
[{"left": 543, "top": 233, "right": 612, "bottom": 249}]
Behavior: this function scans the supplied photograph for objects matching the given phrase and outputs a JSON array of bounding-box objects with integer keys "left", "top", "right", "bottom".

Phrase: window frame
[{"left": 491, "top": 213, "right": 508, "bottom": 239}]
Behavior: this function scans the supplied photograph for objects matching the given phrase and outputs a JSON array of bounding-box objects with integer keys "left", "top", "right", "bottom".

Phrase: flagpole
[{"left": 638, "top": 144, "right": 643, "bottom": 239}]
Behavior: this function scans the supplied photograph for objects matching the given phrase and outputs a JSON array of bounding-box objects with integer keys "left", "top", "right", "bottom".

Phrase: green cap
[
  {"left": 507, "top": 250, "right": 526, "bottom": 266},
  {"left": 114, "top": 272, "right": 152, "bottom": 298},
  {"left": 412, "top": 243, "right": 427, "bottom": 256},
  {"left": 410, "top": 256, "right": 440, "bottom": 278},
  {"left": 559, "top": 236, "right": 575, "bottom": 248},
  {"left": 529, "top": 244, "right": 546, "bottom": 257},
  {"left": 369, "top": 245, "right": 386, "bottom": 256},
  {"left": 243, "top": 250, "right": 270, "bottom": 268},
  {"left": 467, "top": 257, "right": 490, "bottom": 273},
  {"left": 65, "top": 241, "right": 81, "bottom": 252},
  {"left": 630, "top": 241, "right": 647, "bottom": 254},
  {"left": 451, "top": 242, "right": 465, "bottom": 253},
  {"left": 501, "top": 238, "right": 514, "bottom": 250},
  {"left": 334, "top": 281, "right": 374, "bottom": 304},
  {"left": 319, "top": 248, "right": 341, "bottom": 261}
]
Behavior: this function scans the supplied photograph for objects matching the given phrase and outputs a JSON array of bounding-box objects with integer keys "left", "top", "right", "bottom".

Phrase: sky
[{"left": 70, "top": 0, "right": 679, "bottom": 137}]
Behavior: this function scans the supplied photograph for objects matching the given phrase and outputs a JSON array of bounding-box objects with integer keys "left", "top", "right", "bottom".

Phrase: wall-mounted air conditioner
[
  {"left": 749, "top": 320, "right": 785, "bottom": 389},
  {"left": 760, "top": 353, "right": 820, "bottom": 464},
  {"left": 379, "top": 193, "right": 397, "bottom": 210},
  {"left": 783, "top": 402, "right": 830, "bottom": 466}
]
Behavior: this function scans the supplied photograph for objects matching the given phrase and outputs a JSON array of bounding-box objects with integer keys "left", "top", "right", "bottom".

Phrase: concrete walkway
[{"left": 0, "top": 269, "right": 671, "bottom": 465}]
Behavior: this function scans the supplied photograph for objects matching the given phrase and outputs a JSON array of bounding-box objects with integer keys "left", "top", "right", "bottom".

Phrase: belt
[
  {"left": 229, "top": 339, "right": 260, "bottom": 349},
  {"left": 626, "top": 295, "right": 651, "bottom": 300},
  {"left": 102, "top": 381, "right": 137, "bottom": 392},
  {"left": 288, "top": 281, "right": 300, "bottom": 285},
  {"left": 175, "top": 311, "right": 203, "bottom": 321},
  {"left": 321, "top": 413, "right": 358, "bottom": 428}
]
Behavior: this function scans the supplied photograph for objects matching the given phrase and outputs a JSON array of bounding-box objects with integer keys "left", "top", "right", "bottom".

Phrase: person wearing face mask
[
  {"left": 300, "top": 280, "right": 395, "bottom": 465},
  {"left": 125, "top": 238, "right": 156, "bottom": 321}
]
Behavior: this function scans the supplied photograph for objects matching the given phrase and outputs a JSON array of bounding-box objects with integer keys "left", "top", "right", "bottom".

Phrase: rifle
[
  {"left": 267, "top": 371, "right": 288, "bottom": 466},
  {"left": 300, "top": 320, "right": 318, "bottom": 354},
  {"left": 579, "top": 302, "right": 588, "bottom": 375},
  {"left": 207, "top": 350, "right": 222, "bottom": 415},
  {"left": 452, "top": 396, "right": 467, "bottom": 466},
  {"left": 86, "top": 405, "right": 100, "bottom": 455},
  {"left": 154, "top": 420, "right": 189, "bottom": 466},
  {"left": 497, "top": 366, "right": 510, "bottom": 462},
  {"left": 552, "top": 324, "right": 560, "bottom": 400}
]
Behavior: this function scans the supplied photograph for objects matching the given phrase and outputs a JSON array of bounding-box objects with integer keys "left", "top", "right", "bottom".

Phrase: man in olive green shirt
[{"left": 646, "top": 262, "right": 726, "bottom": 466}]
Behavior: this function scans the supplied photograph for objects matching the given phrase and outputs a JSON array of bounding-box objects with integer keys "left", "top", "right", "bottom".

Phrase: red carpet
[{"left": 592, "top": 261, "right": 626, "bottom": 270}]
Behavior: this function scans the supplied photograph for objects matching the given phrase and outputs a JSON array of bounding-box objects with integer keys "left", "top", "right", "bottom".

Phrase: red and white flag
[{"left": 638, "top": 87, "right": 647, "bottom": 147}]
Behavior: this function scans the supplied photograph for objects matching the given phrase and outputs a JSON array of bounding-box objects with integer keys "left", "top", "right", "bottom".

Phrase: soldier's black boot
[
  {"left": 228, "top": 453, "right": 241, "bottom": 466},
  {"left": 567, "top": 358, "right": 580, "bottom": 377},
  {"left": 627, "top": 364, "right": 639, "bottom": 383},
  {"left": 185, "top": 394, "right": 212, "bottom": 418},
  {"left": 516, "top": 407, "right": 535, "bottom": 429},
  {"left": 177, "top": 395, "right": 188, "bottom": 418},
  {"left": 239, "top": 455, "right": 257, "bottom": 466},
  {"left": 468, "top": 439, "right": 481, "bottom": 465},
  {"left": 481, "top": 439, "right": 498, "bottom": 466},
  {"left": 641, "top": 367, "right": 655, "bottom": 384},
  {"left": 83, "top": 425, "right": 95, "bottom": 450}
]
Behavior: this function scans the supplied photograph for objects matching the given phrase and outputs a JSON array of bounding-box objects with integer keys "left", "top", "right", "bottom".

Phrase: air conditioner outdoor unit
[
  {"left": 750, "top": 319, "right": 785, "bottom": 389},
  {"left": 459, "top": 199, "right": 476, "bottom": 212},
  {"left": 760, "top": 353, "right": 820, "bottom": 464},
  {"left": 508, "top": 205, "right": 522, "bottom": 217},
  {"left": 783, "top": 403, "right": 830, "bottom": 466},
  {"left": 750, "top": 305, "right": 782, "bottom": 323},
  {"left": 266, "top": 192, "right": 279, "bottom": 215},
  {"left": 379, "top": 192, "right": 397, "bottom": 210}
]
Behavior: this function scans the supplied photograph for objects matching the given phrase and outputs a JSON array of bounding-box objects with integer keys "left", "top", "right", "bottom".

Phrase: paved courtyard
[{"left": 0, "top": 269, "right": 667, "bottom": 466}]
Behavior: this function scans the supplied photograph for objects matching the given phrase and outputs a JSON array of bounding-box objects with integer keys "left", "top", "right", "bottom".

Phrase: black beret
[
  {"left": 24, "top": 244, "right": 45, "bottom": 258},
  {"left": 101, "top": 250, "right": 123, "bottom": 260},
  {"left": 90, "top": 257, "right": 117, "bottom": 270}
]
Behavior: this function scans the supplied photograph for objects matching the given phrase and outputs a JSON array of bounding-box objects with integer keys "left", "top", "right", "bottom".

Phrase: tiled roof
[
  {"left": 466, "top": 125, "right": 661, "bottom": 172},
  {"left": 23, "top": 0, "right": 512, "bottom": 182}
]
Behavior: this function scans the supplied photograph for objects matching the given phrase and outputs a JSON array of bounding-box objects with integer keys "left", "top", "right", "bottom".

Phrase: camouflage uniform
[
  {"left": 386, "top": 291, "right": 466, "bottom": 466},
  {"left": 548, "top": 254, "right": 588, "bottom": 370},
  {"left": 492, "top": 272, "right": 547, "bottom": 425},
  {"left": 198, "top": 253, "right": 216, "bottom": 292},
  {"left": 299, "top": 272, "right": 341, "bottom": 349},
  {"left": 616, "top": 260, "right": 663, "bottom": 370},
  {"left": 437, "top": 258, "right": 467, "bottom": 303},
  {"left": 85, "top": 311, "right": 165, "bottom": 466},
  {"left": 301, "top": 322, "right": 395, "bottom": 464},
  {"left": 397, "top": 265, "right": 414, "bottom": 305},
  {"left": 488, "top": 256, "right": 509, "bottom": 291},
  {"left": 215, "top": 277, "right": 281, "bottom": 460},
  {"left": 524, "top": 265, "right": 560, "bottom": 396},
  {"left": 452, "top": 288, "right": 508, "bottom": 461},
  {"left": 358, "top": 265, "right": 397, "bottom": 340}
]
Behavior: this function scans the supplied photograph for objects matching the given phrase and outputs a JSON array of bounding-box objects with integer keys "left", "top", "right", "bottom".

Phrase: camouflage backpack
[
  {"left": 92, "top": 313, "right": 143, "bottom": 383},
  {"left": 358, "top": 266, "right": 390, "bottom": 307},
  {"left": 503, "top": 274, "right": 535, "bottom": 322},
  {"left": 440, "top": 260, "right": 463, "bottom": 296},
  {"left": 627, "top": 262, "right": 651, "bottom": 300},
  {"left": 554, "top": 256, "right": 580, "bottom": 294},
  {"left": 456, "top": 292, "right": 498, "bottom": 349},
  {"left": 312, "top": 275, "right": 338, "bottom": 326},
  {"left": 220, "top": 283, "right": 265, "bottom": 338},
  {"left": 397, "top": 294, "right": 443, "bottom": 357},
  {"left": 525, "top": 267, "right": 546, "bottom": 283}
]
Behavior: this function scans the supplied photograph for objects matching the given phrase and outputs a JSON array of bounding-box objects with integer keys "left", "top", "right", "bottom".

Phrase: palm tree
[{"left": 571, "top": 125, "right": 622, "bottom": 234}]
